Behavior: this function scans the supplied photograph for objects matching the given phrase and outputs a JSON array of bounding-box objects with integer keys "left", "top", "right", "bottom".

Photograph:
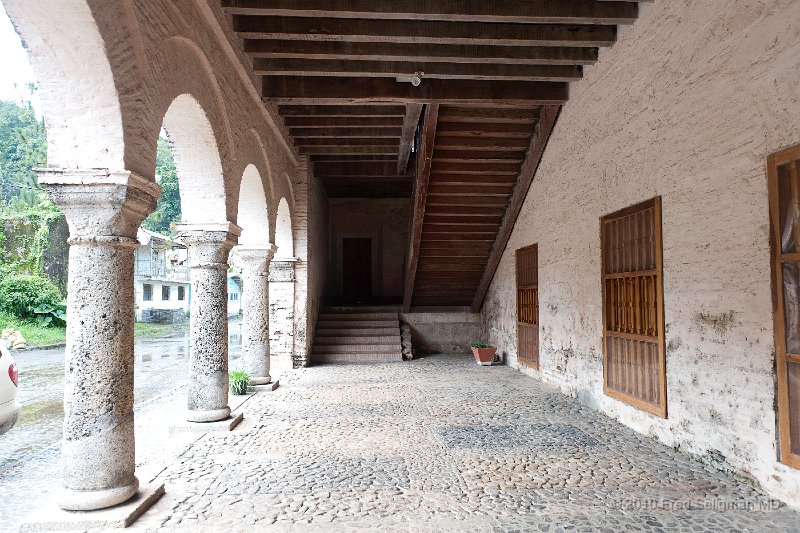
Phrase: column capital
[
  {"left": 37, "top": 168, "right": 161, "bottom": 240},
  {"left": 231, "top": 244, "right": 277, "bottom": 273},
  {"left": 176, "top": 222, "right": 241, "bottom": 269}
]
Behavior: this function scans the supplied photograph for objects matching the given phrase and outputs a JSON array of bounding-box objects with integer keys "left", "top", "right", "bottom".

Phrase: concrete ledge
[
  {"left": 20, "top": 483, "right": 165, "bottom": 531},
  {"left": 252, "top": 379, "right": 279, "bottom": 391},
  {"left": 169, "top": 412, "right": 243, "bottom": 434}
]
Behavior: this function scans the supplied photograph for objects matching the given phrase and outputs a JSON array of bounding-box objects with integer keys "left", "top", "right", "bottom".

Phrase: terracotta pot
[{"left": 471, "top": 346, "right": 497, "bottom": 365}]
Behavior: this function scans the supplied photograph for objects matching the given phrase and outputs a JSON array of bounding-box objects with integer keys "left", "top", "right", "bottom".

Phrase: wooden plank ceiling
[{"left": 222, "top": 0, "right": 644, "bottom": 309}]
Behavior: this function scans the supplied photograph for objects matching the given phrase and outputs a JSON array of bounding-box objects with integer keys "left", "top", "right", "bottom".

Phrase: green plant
[
  {"left": 229, "top": 370, "right": 251, "bottom": 395},
  {"left": 0, "top": 274, "right": 62, "bottom": 321},
  {"left": 471, "top": 342, "right": 493, "bottom": 349},
  {"left": 32, "top": 300, "right": 66, "bottom": 327}
]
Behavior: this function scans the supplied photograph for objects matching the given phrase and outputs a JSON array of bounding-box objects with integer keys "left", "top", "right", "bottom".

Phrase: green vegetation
[
  {"left": 141, "top": 136, "right": 182, "bottom": 235},
  {"left": 0, "top": 274, "right": 63, "bottom": 322},
  {"left": 229, "top": 370, "right": 251, "bottom": 395},
  {"left": 0, "top": 98, "right": 47, "bottom": 211},
  {"left": 471, "top": 342, "right": 493, "bottom": 349},
  {"left": 0, "top": 311, "right": 65, "bottom": 346}
]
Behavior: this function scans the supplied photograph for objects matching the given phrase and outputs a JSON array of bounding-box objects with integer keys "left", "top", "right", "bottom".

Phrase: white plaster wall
[
  {"left": 401, "top": 313, "right": 481, "bottom": 355},
  {"left": 481, "top": 0, "right": 800, "bottom": 508}
]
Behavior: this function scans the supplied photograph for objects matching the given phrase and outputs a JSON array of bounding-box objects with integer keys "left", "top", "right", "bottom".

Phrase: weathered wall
[
  {"left": 481, "top": 1, "right": 800, "bottom": 508},
  {"left": 401, "top": 312, "right": 480, "bottom": 355},
  {"left": 305, "top": 163, "right": 329, "bottom": 365},
  {"left": 1, "top": 212, "right": 69, "bottom": 292},
  {"left": 327, "top": 198, "right": 410, "bottom": 303}
]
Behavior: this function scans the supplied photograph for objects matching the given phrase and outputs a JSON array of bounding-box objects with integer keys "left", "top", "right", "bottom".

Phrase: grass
[
  {"left": 0, "top": 311, "right": 189, "bottom": 347},
  {"left": 0, "top": 311, "right": 66, "bottom": 346}
]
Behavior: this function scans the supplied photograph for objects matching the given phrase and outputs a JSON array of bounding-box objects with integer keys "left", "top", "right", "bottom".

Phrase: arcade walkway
[{"left": 130, "top": 356, "right": 800, "bottom": 532}]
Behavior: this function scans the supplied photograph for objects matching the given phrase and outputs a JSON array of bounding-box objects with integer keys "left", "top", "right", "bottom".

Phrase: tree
[
  {"left": 141, "top": 136, "right": 182, "bottom": 235},
  {"left": 0, "top": 99, "right": 47, "bottom": 210}
]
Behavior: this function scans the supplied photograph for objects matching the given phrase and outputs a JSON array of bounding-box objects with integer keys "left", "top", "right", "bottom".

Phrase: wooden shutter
[
  {"left": 768, "top": 144, "right": 800, "bottom": 469},
  {"left": 516, "top": 244, "right": 539, "bottom": 369},
  {"left": 601, "top": 198, "right": 667, "bottom": 417}
]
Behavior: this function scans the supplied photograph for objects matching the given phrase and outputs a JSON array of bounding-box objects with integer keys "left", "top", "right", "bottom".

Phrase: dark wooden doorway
[{"left": 342, "top": 238, "right": 372, "bottom": 304}]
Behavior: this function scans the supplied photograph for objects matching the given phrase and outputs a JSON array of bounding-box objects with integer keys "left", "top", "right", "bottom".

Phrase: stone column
[
  {"left": 177, "top": 223, "right": 240, "bottom": 423},
  {"left": 39, "top": 169, "right": 160, "bottom": 511},
  {"left": 233, "top": 244, "right": 277, "bottom": 384}
]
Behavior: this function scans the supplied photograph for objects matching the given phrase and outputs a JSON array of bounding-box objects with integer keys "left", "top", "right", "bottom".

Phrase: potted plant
[{"left": 471, "top": 342, "right": 498, "bottom": 366}]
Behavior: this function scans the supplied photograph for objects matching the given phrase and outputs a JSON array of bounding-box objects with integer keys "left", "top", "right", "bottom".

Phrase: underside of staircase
[{"left": 312, "top": 307, "right": 403, "bottom": 364}]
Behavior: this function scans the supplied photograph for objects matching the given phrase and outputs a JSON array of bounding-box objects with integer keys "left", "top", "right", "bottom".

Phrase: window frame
[
  {"left": 768, "top": 143, "right": 800, "bottom": 469},
  {"left": 177, "top": 286, "right": 186, "bottom": 301},
  {"left": 162, "top": 285, "right": 171, "bottom": 301},
  {"left": 143, "top": 283, "right": 153, "bottom": 302},
  {"left": 600, "top": 197, "right": 667, "bottom": 418}
]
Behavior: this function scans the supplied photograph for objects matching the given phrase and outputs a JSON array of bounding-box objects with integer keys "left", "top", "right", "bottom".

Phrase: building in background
[{"left": 134, "top": 228, "right": 190, "bottom": 324}]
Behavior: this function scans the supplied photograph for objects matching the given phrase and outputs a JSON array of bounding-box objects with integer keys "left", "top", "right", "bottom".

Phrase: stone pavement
[{"left": 122, "top": 354, "right": 800, "bottom": 532}]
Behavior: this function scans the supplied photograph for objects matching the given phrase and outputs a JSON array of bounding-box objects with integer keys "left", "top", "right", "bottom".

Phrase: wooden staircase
[{"left": 312, "top": 307, "right": 403, "bottom": 363}]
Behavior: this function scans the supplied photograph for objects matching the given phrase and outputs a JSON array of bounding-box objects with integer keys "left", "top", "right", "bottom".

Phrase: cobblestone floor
[{"left": 128, "top": 354, "right": 800, "bottom": 532}]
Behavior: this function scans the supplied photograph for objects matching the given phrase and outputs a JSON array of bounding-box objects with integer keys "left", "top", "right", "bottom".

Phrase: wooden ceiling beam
[
  {"left": 245, "top": 40, "right": 600, "bottom": 66},
  {"left": 298, "top": 146, "right": 399, "bottom": 155},
  {"left": 403, "top": 104, "right": 439, "bottom": 312},
  {"left": 290, "top": 127, "right": 402, "bottom": 138},
  {"left": 397, "top": 104, "right": 424, "bottom": 175},
  {"left": 223, "top": 0, "right": 638, "bottom": 25},
  {"left": 315, "top": 162, "right": 400, "bottom": 176},
  {"left": 264, "top": 77, "right": 569, "bottom": 106},
  {"left": 279, "top": 105, "right": 406, "bottom": 117},
  {"left": 434, "top": 137, "right": 531, "bottom": 149},
  {"left": 254, "top": 59, "right": 583, "bottom": 82},
  {"left": 310, "top": 154, "right": 397, "bottom": 162},
  {"left": 285, "top": 116, "right": 403, "bottom": 127},
  {"left": 295, "top": 137, "right": 398, "bottom": 146},
  {"left": 255, "top": 58, "right": 583, "bottom": 82},
  {"left": 472, "top": 104, "right": 561, "bottom": 312},
  {"left": 437, "top": 107, "right": 541, "bottom": 123}
]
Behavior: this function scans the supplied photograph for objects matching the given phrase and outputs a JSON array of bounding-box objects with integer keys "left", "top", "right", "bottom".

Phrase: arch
[
  {"left": 275, "top": 197, "right": 294, "bottom": 258},
  {"left": 2, "top": 0, "right": 125, "bottom": 169},
  {"left": 138, "top": 36, "right": 236, "bottom": 222},
  {"left": 162, "top": 94, "right": 227, "bottom": 224},
  {"left": 236, "top": 164, "right": 270, "bottom": 246}
]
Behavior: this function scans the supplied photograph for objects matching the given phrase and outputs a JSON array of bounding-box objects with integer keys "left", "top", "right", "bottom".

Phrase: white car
[{"left": 0, "top": 339, "right": 20, "bottom": 435}]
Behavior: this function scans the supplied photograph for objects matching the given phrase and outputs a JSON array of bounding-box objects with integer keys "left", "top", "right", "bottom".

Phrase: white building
[
  {"left": 227, "top": 275, "right": 241, "bottom": 316},
  {"left": 134, "top": 229, "right": 191, "bottom": 324}
]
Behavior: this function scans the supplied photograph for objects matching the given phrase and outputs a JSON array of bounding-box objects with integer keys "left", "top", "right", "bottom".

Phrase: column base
[
  {"left": 187, "top": 406, "right": 230, "bottom": 423},
  {"left": 21, "top": 483, "right": 164, "bottom": 532},
  {"left": 170, "top": 412, "right": 244, "bottom": 434},
  {"left": 250, "top": 376, "right": 272, "bottom": 386},
  {"left": 252, "top": 379, "right": 280, "bottom": 391},
  {"left": 58, "top": 477, "right": 139, "bottom": 511}
]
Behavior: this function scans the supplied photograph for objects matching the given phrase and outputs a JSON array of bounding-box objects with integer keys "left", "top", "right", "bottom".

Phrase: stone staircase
[{"left": 311, "top": 307, "right": 403, "bottom": 363}]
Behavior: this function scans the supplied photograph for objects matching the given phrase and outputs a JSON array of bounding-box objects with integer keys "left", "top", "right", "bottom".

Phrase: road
[{"left": 0, "top": 320, "right": 242, "bottom": 531}]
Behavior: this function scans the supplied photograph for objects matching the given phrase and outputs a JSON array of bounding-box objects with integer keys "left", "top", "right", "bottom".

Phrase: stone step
[
  {"left": 311, "top": 352, "right": 403, "bottom": 363},
  {"left": 312, "top": 344, "right": 402, "bottom": 354},
  {"left": 316, "top": 328, "right": 400, "bottom": 337},
  {"left": 317, "top": 320, "right": 398, "bottom": 329},
  {"left": 314, "top": 335, "right": 402, "bottom": 345},
  {"left": 318, "top": 312, "right": 398, "bottom": 321}
]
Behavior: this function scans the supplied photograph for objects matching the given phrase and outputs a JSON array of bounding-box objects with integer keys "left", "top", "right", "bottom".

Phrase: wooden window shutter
[
  {"left": 516, "top": 244, "right": 539, "bottom": 369},
  {"left": 601, "top": 198, "right": 667, "bottom": 417},
  {"left": 768, "top": 143, "right": 800, "bottom": 469}
]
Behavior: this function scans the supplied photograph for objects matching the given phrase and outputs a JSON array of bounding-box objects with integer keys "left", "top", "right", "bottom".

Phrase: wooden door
[
  {"left": 517, "top": 244, "right": 539, "bottom": 368},
  {"left": 601, "top": 197, "right": 667, "bottom": 418},
  {"left": 768, "top": 144, "right": 800, "bottom": 469},
  {"left": 343, "top": 238, "right": 372, "bottom": 304}
]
